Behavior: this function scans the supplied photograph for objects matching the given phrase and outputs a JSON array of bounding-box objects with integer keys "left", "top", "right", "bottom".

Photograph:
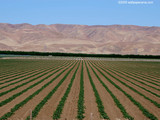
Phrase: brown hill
[{"left": 0, "top": 23, "right": 160, "bottom": 55}]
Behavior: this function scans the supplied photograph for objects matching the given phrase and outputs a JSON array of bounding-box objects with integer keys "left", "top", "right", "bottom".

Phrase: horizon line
[{"left": 0, "top": 22, "right": 160, "bottom": 28}]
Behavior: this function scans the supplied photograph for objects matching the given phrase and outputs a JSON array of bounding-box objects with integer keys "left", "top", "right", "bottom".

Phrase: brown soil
[
  {"left": 35, "top": 63, "right": 78, "bottom": 120},
  {"left": 105, "top": 68, "right": 160, "bottom": 103},
  {"left": 0, "top": 67, "right": 52, "bottom": 92},
  {"left": 0, "top": 63, "right": 63, "bottom": 92},
  {"left": 90, "top": 62, "right": 148, "bottom": 120},
  {"left": 60, "top": 62, "right": 81, "bottom": 119},
  {"left": 0, "top": 63, "right": 73, "bottom": 117},
  {"left": 0, "top": 66, "right": 60, "bottom": 102},
  {"left": 83, "top": 62, "right": 100, "bottom": 120},
  {"left": 93, "top": 62, "right": 160, "bottom": 119},
  {"left": 86, "top": 63, "right": 123, "bottom": 120}
]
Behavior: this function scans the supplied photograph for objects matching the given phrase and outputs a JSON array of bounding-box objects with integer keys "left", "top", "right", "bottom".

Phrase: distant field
[{"left": 0, "top": 58, "right": 159, "bottom": 120}]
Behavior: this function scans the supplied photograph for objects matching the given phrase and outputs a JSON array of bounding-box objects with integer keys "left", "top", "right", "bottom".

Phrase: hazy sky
[{"left": 0, "top": 0, "right": 160, "bottom": 26}]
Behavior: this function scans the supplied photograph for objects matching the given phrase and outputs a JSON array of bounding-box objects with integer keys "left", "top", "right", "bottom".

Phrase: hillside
[{"left": 0, "top": 23, "right": 160, "bottom": 55}]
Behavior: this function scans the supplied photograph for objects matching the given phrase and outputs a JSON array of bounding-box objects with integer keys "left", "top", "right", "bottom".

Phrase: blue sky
[{"left": 0, "top": 0, "right": 160, "bottom": 26}]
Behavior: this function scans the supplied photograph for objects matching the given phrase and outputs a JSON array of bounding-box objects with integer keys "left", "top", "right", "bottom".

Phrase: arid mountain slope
[{"left": 0, "top": 23, "right": 160, "bottom": 55}]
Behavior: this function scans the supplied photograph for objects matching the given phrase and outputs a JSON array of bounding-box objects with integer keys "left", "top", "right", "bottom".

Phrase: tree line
[{"left": 0, "top": 50, "right": 160, "bottom": 59}]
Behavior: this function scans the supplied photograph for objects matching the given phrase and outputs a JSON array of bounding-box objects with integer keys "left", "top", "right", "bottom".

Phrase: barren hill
[{"left": 0, "top": 23, "right": 160, "bottom": 55}]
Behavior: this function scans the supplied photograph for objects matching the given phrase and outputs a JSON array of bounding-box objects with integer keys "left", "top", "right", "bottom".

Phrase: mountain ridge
[{"left": 0, "top": 23, "right": 160, "bottom": 55}]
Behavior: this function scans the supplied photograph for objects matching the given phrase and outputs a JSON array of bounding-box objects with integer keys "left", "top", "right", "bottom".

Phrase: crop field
[{"left": 0, "top": 58, "right": 160, "bottom": 120}]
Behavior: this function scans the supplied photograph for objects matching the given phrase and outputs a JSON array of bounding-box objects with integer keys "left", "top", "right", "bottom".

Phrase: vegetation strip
[
  {"left": 0, "top": 66, "right": 44, "bottom": 82},
  {"left": 0, "top": 62, "right": 66, "bottom": 90},
  {"left": 0, "top": 61, "right": 77, "bottom": 120},
  {"left": 85, "top": 62, "right": 109, "bottom": 119},
  {"left": 0, "top": 62, "right": 74, "bottom": 107},
  {"left": 94, "top": 61, "right": 160, "bottom": 107},
  {"left": 113, "top": 68, "right": 160, "bottom": 84},
  {"left": 26, "top": 62, "right": 78, "bottom": 120},
  {"left": 52, "top": 62, "right": 80, "bottom": 119},
  {"left": 97, "top": 62, "right": 160, "bottom": 98},
  {"left": 100, "top": 62, "right": 160, "bottom": 89},
  {"left": 0, "top": 63, "right": 47, "bottom": 80},
  {"left": 0, "top": 66, "right": 36, "bottom": 79},
  {"left": 87, "top": 62, "right": 133, "bottom": 120},
  {"left": 0, "top": 67, "right": 54, "bottom": 89},
  {"left": 77, "top": 61, "right": 85, "bottom": 120},
  {"left": 108, "top": 66, "right": 160, "bottom": 87},
  {"left": 90, "top": 61, "right": 158, "bottom": 120},
  {"left": 107, "top": 63, "right": 160, "bottom": 82},
  {"left": 0, "top": 61, "right": 64, "bottom": 84},
  {"left": 0, "top": 61, "right": 69, "bottom": 97}
]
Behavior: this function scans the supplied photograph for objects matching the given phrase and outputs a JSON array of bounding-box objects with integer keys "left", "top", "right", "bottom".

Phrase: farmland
[{"left": 0, "top": 58, "right": 160, "bottom": 120}]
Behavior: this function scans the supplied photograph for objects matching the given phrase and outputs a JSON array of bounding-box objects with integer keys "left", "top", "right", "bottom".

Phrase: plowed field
[{"left": 0, "top": 59, "right": 159, "bottom": 120}]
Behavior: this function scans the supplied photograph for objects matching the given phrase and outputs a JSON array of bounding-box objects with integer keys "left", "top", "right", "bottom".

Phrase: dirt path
[
  {"left": 60, "top": 62, "right": 81, "bottom": 119},
  {"left": 0, "top": 63, "right": 73, "bottom": 117},
  {"left": 0, "top": 67, "right": 53, "bottom": 92},
  {"left": 100, "top": 62, "right": 160, "bottom": 88},
  {"left": 0, "top": 61, "right": 65, "bottom": 89},
  {"left": 35, "top": 63, "right": 78, "bottom": 120},
  {"left": 83, "top": 62, "right": 100, "bottom": 120},
  {"left": 96, "top": 62, "right": 160, "bottom": 100},
  {"left": 93, "top": 63, "right": 160, "bottom": 119},
  {"left": 86, "top": 62, "right": 123, "bottom": 120},
  {"left": 111, "top": 69, "right": 160, "bottom": 90},
  {"left": 104, "top": 68, "right": 160, "bottom": 103},
  {"left": 90, "top": 62, "right": 148, "bottom": 120},
  {"left": 0, "top": 65, "right": 63, "bottom": 102}
]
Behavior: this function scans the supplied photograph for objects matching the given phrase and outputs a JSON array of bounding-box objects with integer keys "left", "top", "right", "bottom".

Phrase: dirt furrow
[
  {"left": 94, "top": 63, "right": 160, "bottom": 119},
  {"left": 34, "top": 63, "right": 78, "bottom": 120},
  {"left": 60, "top": 62, "right": 81, "bottom": 119},
  {"left": 0, "top": 64, "right": 72, "bottom": 117},
  {"left": 83, "top": 62, "right": 100, "bottom": 120},
  {"left": 87, "top": 63, "right": 124, "bottom": 120},
  {"left": 91, "top": 63, "right": 148, "bottom": 120}
]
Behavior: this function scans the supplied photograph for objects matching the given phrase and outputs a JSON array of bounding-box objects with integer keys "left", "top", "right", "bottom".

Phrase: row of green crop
[
  {"left": 0, "top": 61, "right": 71, "bottom": 97},
  {"left": 90, "top": 61, "right": 158, "bottom": 120},
  {"left": 122, "top": 71, "right": 160, "bottom": 84},
  {"left": 26, "top": 61, "right": 78, "bottom": 120},
  {"left": 85, "top": 62, "right": 109, "bottom": 119},
  {"left": 77, "top": 61, "right": 85, "bottom": 120},
  {"left": 0, "top": 63, "right": 56, "bottom": 82},
  {"left": 0, "top": 60, "right": 52, "bottom": 80},
  {"left": 0, "top": 61, "right": 77, "bottom": 120},
  {"left": 52, "top": 62, "right": 80, "bottom": 119},
  {"left": 0, "top": 64, "right": 36, "bottom": 79},
  {"left": 93, "top": 61, "right": 160, "bottom": 107},
  {"left": 87, "top": 61, "right": 134, "bottom": 120},
  {"left": 0, "top": 61, "right": 75, "bottom": 107},
  {"left": 117, "top": 62, "right": 160, "bottom": 80},
  {"left": 0, "top": 60, "right": 63, "bottom": 79},
  {"left": 111, "top": 65, "right": 160, "bottom": 83},
  {"left": 97, "top": 62, "right": 160, "bottom": 97},
  {"left": 103, "top": 63, "right": 160, "bottom": 86},
  {"left": 98, "top": 62, "right": 160, "bottom": 98},
  {"left": 101, "top": 62, "right": 160, "bottom": 84},
  {"left": 0, "top": 65, "right": 55, "bottom": 85},
  {"left": 0, "top": 61, "right": 67, "bottom": 90}
]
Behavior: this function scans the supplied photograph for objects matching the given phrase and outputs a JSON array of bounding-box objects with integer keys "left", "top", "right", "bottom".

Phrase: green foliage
[
  {"left": 0, "top": 62, "right": 74, "bottom": 107},
  {"left": 25, "top": 62, "right": 78, "bottom": 120},
  {"left": 85, "top": 62, "right": 109, "bottom": 119},
  {"left": 95, "top": 62, "right": 160, "bottom": 107},
  {"left": 77, "top": 62, "right": 85, "bottom": 120},
  {"left": 1, "top": 50, "right": 160, "bottom": 59},
  {"left": 87, "top": 62, "right": 133, "bottom": 120},
  {"left": 91, "top": 62, "right": 158, "bottom": 120},
  {"left": 0, "top": 62, "right": 76, "bottom": 120},
  {"left": 52, "top": 62, "right": 80, "bottom": 119},
  {"left": 98, "top": 62, "right": 160, "bottom": 98}
]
